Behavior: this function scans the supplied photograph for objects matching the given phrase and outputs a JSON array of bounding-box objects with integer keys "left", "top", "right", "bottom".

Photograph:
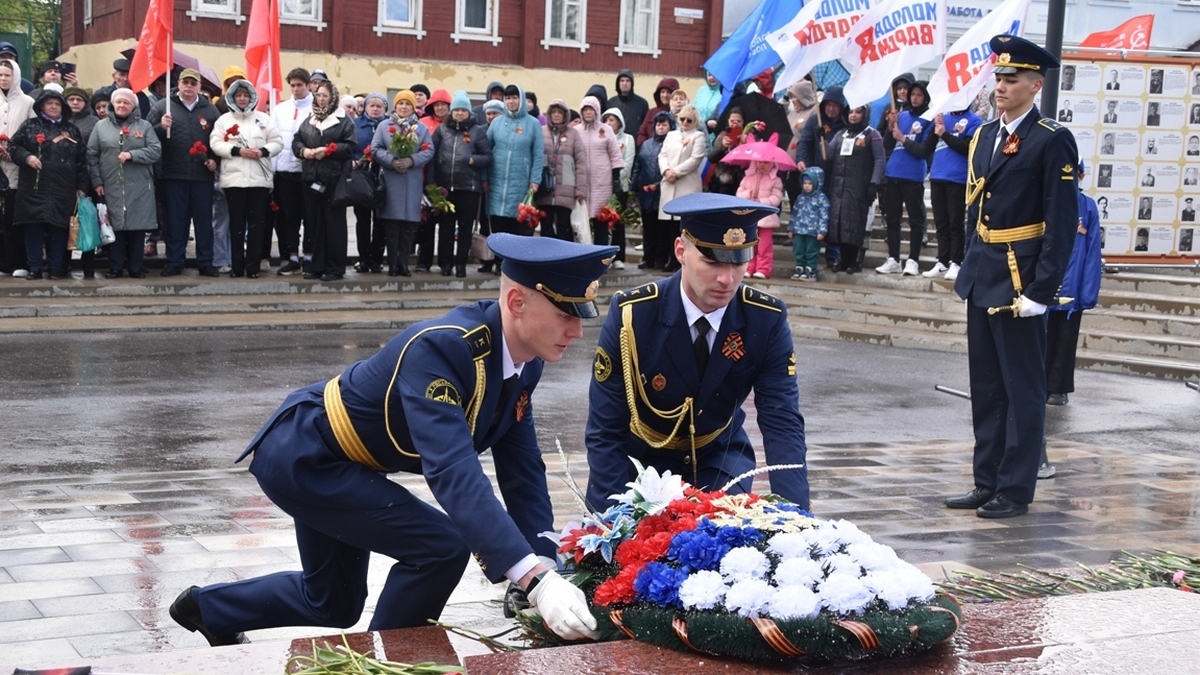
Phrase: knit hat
[
  {"left": 393, "top": 90, "right": 417, "bottom": 108},
  {"left": 63, "top": 85, "right": 90, "bottom": 102},
  {"left": 363, "top": 92, "right": 388, "bottom": 112},
  {"left": 110, "top": 87, "right": 139, "bottom": 107},
  {"left": 222, "top": 65, "right": 247, "bottom": 88},
  {"left": 482, "top": 100, "right": 505, "bottom": 115},
  {"left": 451, "top": 90, "right": 471, "bottom": 112},
  {"left": 410, "top": 83, "right": 431, "bottom": 98}
]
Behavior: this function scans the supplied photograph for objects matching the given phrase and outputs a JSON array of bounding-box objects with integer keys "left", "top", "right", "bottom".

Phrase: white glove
[
  {"left": 1017, "top": 294, "right": 1047, "bottom": 318},
  {"left": 526, "top": 570, "right": 598, "bottom": 640}
]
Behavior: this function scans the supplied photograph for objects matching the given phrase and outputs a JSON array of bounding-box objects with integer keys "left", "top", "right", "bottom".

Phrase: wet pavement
[{"left": 2, "top": 329, "right": 1200, "bottom": 670}]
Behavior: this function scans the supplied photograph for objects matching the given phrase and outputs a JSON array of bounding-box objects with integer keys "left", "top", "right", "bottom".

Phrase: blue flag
[{"left": 704, "top": 0, "right": 806, "bottom": 90}]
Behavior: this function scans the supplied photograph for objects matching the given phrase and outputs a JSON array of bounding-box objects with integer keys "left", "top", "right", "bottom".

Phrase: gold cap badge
[{"left": 722, "top": 228, "right": 747, "bottom": 246}]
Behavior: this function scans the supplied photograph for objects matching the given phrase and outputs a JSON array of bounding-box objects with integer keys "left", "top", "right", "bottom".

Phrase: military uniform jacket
[
  {"left": 954, "top": 106, "right": 1079, "bottom": 308},
  {"left": 585, "top": 274, "right": 808, "bottom": 507},
  {"left": 239, "top": 300, "right": 554, "bottom": 583}
]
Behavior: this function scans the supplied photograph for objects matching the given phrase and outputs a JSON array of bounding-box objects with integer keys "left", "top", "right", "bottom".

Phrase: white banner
[
  {"left": 838, "top": 0, "right": 948, "bottom": 108},
  {"left": 767, "top": 0, "right": 877, "bottom": 91},
  {"left": 925, "top": 0, "right": 1029, "bottom": 117}
]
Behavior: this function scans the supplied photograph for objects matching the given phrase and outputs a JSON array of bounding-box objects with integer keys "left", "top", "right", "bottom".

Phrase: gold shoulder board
[
  {"left": 742, "top": 285, "right": 783, "bottom": 312},
  {"left": 462, "top": 325, "right": 492, "bottom": 360},
  {"left": 1038, "top": 118, "right": 1062, "bottom": 132},
  {"left": 616, "top": 282, "right": 660, "bottom": 306}
]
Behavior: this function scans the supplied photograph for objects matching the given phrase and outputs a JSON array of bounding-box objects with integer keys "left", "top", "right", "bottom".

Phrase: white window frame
[
  {"left": 281, "top": 0, "right": 327, "bottom": 31},
  {"left": 616, "top": 0, "right": 659, "bottom": 58},
  {"left": 83, "top": 0, "right": 93, "bottom": 27},
  {"left": 187, "top": 0, "right": 245, "bottom": 25},
  {"left": 542, "top": 0, "right": 588, "bottom": 52},
  {"left": 374, "top": 0, "right": 426, "bottom": 38},
  {"left": 451, "top": 0, "right": 502, "bottom": 46}
]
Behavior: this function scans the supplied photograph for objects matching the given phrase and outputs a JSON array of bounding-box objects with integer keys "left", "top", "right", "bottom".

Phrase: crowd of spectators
[{"left": 0, "top": 42, "right": 999, "bottom": 283}]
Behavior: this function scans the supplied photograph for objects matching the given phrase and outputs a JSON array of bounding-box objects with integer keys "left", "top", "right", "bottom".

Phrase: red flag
[
  {"left": 245, "top": 0, "right": 282, "bottom": 111},
  {"left": 1079, "top": 14, "right": 1154, "bottom": 50},
  {"left": 128, "top": 0, "right": 175, "bottom": 93}
]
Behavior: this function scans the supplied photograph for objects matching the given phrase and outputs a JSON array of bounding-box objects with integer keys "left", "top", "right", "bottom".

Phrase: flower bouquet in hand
[
  {"left": 389, "top": 120, "right": 419, "bottom": 158},
  {"left": 224, "top": 123, "right": 272, "bottom": 174},
  {"left": 516, "top": 189, "right": 544, "bottom": 230},
  {"left": 525, "top": 459, "right": 962, "bottom": 664},
  {"left": 596, "top": 195, "right": 622, "bottom": 231},
  {"left": 425, "top": 184, "right": 455, "bottom": 214}
]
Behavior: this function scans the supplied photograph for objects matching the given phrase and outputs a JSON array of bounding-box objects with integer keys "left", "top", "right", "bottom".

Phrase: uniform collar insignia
[{"left": 1062, "top": 164, "right": 1073, "bottom": 173}]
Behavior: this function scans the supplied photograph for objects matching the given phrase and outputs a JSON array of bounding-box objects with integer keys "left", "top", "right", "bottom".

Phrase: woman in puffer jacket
[
  {"left": 211, "top": 80, "right": 283, "bottom": 278},
  {"left": 575, "top": 95, "right": 624, "bottom": 247},
  {"left": 430, "top": 90, "right": 491, "bottom": 277},
  {"left": 536, "top": 99, "right": 586, "bottom": 241}
]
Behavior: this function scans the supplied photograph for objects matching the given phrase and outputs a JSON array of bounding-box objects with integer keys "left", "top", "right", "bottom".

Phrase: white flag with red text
[
  {"left": 838, "top": 0, "right": 947, "bottom": 108},
  {"left": 766, "top": 0, "right": 877, "bottom": 92},
  {"left": 924, "top": 0, "right": 1030, "bottom": 118}
]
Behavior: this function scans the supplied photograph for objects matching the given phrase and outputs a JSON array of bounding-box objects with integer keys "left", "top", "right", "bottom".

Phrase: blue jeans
[
  {"left": 163, "top": 180, "right": 215, "bottom": 268},
  {"left": 211, "top": 184, "right": 231, "bottom": 267}
]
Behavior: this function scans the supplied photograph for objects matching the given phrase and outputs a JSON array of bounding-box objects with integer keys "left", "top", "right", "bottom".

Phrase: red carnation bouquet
[
  {"left": 516, "top": 188, "right": 544, "bottom": 230},
  {"left": 596, "top": 195, "right": 622, "bottom": 230},
  {"left": 188, "top": 140, "right": 208, "bottom": 157}
]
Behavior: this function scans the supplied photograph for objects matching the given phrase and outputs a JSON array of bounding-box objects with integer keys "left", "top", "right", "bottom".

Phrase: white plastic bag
[
  {"left": 96, "top": 203, "right": 116, "bottom": 246},
  {"left": 571, "top": 199, "right": 591, "bottom": 245}
]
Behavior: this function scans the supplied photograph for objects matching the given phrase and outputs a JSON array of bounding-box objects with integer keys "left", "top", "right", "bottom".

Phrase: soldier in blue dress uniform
[
  {"left": 585, "top": 193, "right": 809, "bottom": 511},
  {"left": 169, "top": 234, "right": 617, "bottom": 645},
  {"left": 947, "top": 35, "right": 1079, "bottom": 519}
]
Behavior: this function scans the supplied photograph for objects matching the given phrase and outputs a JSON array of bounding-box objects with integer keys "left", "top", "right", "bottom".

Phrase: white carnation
[
  {"left": 861, "top": 570, "right": 912, "bottom": 610},
  {"left": 825, "top": 552, "right": 862, "bottom": 577},
  {"left": 725, "top": 578, "right": 774, "bottom": 617},
  {"left": 894, "top": 564, "right": 936, "bottom": 602},
  {"left": 766, "top": 532, "right": 813, "bottom": 560},
  {"left": 828, "top": 520, "right": 871, "bottom": 546},
  {"left": 768, "top": 585, "right": 821, "bottom": 620},
  {"left": 678, "top": 570, "right": 727, "bottom": 610},
  {"left": 845, "top": 541, "right": 900, "bottom": 571},
  {"left": 720, "top": 546, "right": 771, "bottom": 582},
  {"left": 804, "top": 524, "right": 846, "bottom": 556},
  {"left": 818, "top": 572, "right": 874, "bottom": 615},
  {"left": 772, "top": 556, "right": 825, "bottom": 589}
]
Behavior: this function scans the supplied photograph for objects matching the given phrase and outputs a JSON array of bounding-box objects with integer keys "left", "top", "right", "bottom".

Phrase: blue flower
[
  {"left": 716, "top": 525, "right": 763, "bottom": 549},
  {"left": 667, "top": 528, "right": 730, "bottom": 572},
  {"left": 634, "top": 562, "right": 689, "bottom": 608}
]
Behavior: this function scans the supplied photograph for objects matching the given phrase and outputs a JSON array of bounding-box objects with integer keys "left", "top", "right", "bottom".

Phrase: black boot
[{"left": 169, "top": 586, "right": 250, "bottom": 647}]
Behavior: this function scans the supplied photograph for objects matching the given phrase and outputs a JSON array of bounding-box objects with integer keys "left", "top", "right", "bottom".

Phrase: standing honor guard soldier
[
  {"left": 585, "top": 193, "right": 810, "bottom": 511},
  {"left": 947, "top": 35, "right": 1079, "bottom": 519},
  {"left": 170, "top": 234, "right": 618, "bottom": 645}
]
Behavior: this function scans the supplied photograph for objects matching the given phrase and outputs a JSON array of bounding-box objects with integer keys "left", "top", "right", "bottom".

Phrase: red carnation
[
  {"left": 420, "top": 142, "right": 430, "bottom": 151},
  {"left": 0, "top": 133, "right": 9, "bottom": 142},
  {"left": 593, "top": 565, "right": 641, "bottom": 607},
  {"left": 325, "top": 143, "right": 338, "bottom": 155},
  {"left": 227, "top": 124, "right": 240, "bottom": 137},
  {"left": 389, "top": 125, "right": 397, "bottom": 133},
  {"left": 120, "top": 127, "right": 130, "bottom": 135},
  {"left": 35, "top": 133, "right": 46, "bottom": 144}
]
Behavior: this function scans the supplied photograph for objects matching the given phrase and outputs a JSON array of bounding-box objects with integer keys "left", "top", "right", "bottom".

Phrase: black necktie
[
  {"left": 992, "top": 125, "right": 1009, "bottom": 163},
  {"left": 693, "top": 317, "right": 711, "bottom": 375},
  {"left": 499, "top": 374, "right": 519, "bottom": 402}
]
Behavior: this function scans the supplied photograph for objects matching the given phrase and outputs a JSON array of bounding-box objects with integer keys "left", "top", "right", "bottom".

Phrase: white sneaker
[
  {"left": 943, "top": 262, "right": 961, "bottom": 281},
  {"left": 260, "top": 259, "right": 271, "bottom": 272},
  {"left": 922, "top": 262, "right": 949, "bottom": 278},
  {"left": 874, "top": 257, "right": 901, "bottom": 274},
  {"left": 612, "top": 260, "right": 625, "bottom": 270},
  {"left": 902, "top": 258, "right": 920, "bottom": 276},
  {"left": 752, "top": 271, "right": 767, "bottom": 279},
  {"left": 744, "top": 271, "right": 753, "bottom": 278},
  {"left": 12, "top": 268, "right": 28, "bottom": 278},
  {"left": 634, "top": 244, "right": 643, "bottom": 251},
  {"left": 219, "top": 265, "right": 233, "bottom": 274}
]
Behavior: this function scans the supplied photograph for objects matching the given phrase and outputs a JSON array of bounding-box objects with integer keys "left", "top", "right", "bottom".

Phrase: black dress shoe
[
  {"left": 441, "top": 268, "right": 453, "bottom": 276},
  {"left": 105, "top": 270, "right": 123, "bottom": 279},
  {"left": 455, "top": 266, "right": 466, "bottom": 278},
  {"left": 945, "top": 487, "right": 995, "bottom": 510},
  {"left": 1047, "top": 393, "right": 1068, "bottom": 406},
  {"left": 414, "top": 264, "right": 430, "bottom": 273},
  {"left": 161, "top": 266, "right": 182, "bottom": 277},
  {"left": 388, "top": 269, "right": 400, "bottom": 277},
  {"left": 320, "top": 273, "right": 344, "bottom": 282},
  {"left": 26, "top": 270, "right": 43, "bottom": 280},
  {"left": 976, "top": 493, "right": 1028, "bottom": 519},
  {"left": 370, "top": 266, "right": 383, "bottom": 274},
  {"left": 637, "top": 260, "right": 652, "bottom": 269},
  {"left": 47, "top": 270, "right": 64, "bottom": 280},
  {"left": 169, "top": 586, "right": 250, "bottom": 647},
  {"left": 129, "top": 270, "right": 147, "bottom": 279},
  {"left": 303, "top": 272, "right": 321, "bottom": 280},
  {"left": 246, "top": 272, "right": 258, "bottom": 279},
  {"left": 199, "top": 266, "right": 221, "bottom": 277}
]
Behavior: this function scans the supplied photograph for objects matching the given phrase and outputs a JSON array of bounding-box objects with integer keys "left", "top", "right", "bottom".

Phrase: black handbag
[
  {"left": 536, "top": 164, "right": 556, "bottom": 197},
  {"left": 330, "top": 163, "right": 381, "bottom": 209}
]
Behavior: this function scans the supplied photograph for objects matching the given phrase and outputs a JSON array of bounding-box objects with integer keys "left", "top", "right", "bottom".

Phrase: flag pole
[
  {"left": 816, "top": 103, "right": 827, "bottom": 161},
  {"left": 1040, "top": 0, "right": 1067, "bottom": 116},
  {"left": 166, "top": 66, "right": 172, "bottom": 140}
]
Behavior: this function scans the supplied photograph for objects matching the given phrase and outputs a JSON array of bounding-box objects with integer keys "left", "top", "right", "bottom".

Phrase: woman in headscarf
[
  {"left": 293, "top": 79, "right": 357, "bottom": 281},
  {"left": 372, "top": 90, "right": 434, "bottom": 277},
  {"left": 825, "top": 104, "right": 884, "bottom": 273},
  {"left": 0, "top": 59, "right": 34, "bottom": 276},
  {"left": 211, "top": 80, "right": 283, "bottom": 278},
  {"left": 576, "top": 95, "right": 624, "bottom": 247},
  {"left": 353, "top": 92, "right": 389, "bottom": 273},
  {"left": 536, "top": 99, "right": 586, "bottom": 242},
  {"left": 88, "top": 87, "right": 162, "bottom": 278},
  {"left": 8, "top": 85, "right": 89, "bottom": 280}
]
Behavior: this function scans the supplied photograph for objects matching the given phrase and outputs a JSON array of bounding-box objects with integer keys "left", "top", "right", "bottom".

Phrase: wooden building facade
[{"left": 63, "top": 0, "right": 726, "bottom": 75}]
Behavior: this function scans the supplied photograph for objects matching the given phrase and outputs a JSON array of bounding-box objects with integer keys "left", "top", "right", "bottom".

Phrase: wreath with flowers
[{"left": 528, "top": 460, "right": 961, "bottom": 664}]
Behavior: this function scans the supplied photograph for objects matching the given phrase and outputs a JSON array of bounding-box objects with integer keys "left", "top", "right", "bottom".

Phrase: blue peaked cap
[
  {"left": 488, "top": 234, "right": 619, "bottom": 319},
  {"left": 663, "top": 193, "right": 776, "bottom": 264}
]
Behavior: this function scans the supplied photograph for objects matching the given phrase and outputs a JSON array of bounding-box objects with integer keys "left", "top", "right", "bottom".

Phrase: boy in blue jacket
[{"left": 788, "top": 167, "right": 829, "bottom": 281}]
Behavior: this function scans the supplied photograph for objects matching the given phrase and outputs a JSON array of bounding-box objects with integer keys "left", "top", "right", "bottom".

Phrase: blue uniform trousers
[
  {"left": 965, "top": 301, "right": 1046, "bottom": 505},
  {"left": 193, "top": 404, "right": 470, "bottom": 633}
]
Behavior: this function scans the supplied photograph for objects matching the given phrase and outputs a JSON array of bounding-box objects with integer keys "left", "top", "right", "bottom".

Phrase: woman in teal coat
[{"left": 486, "top": 84, "right": 544, "bottom": 241}]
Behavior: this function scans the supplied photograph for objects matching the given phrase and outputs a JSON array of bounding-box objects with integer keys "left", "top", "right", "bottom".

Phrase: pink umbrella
[{"left": 720, "top": 138, "right": 798, "bottom": 172}]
